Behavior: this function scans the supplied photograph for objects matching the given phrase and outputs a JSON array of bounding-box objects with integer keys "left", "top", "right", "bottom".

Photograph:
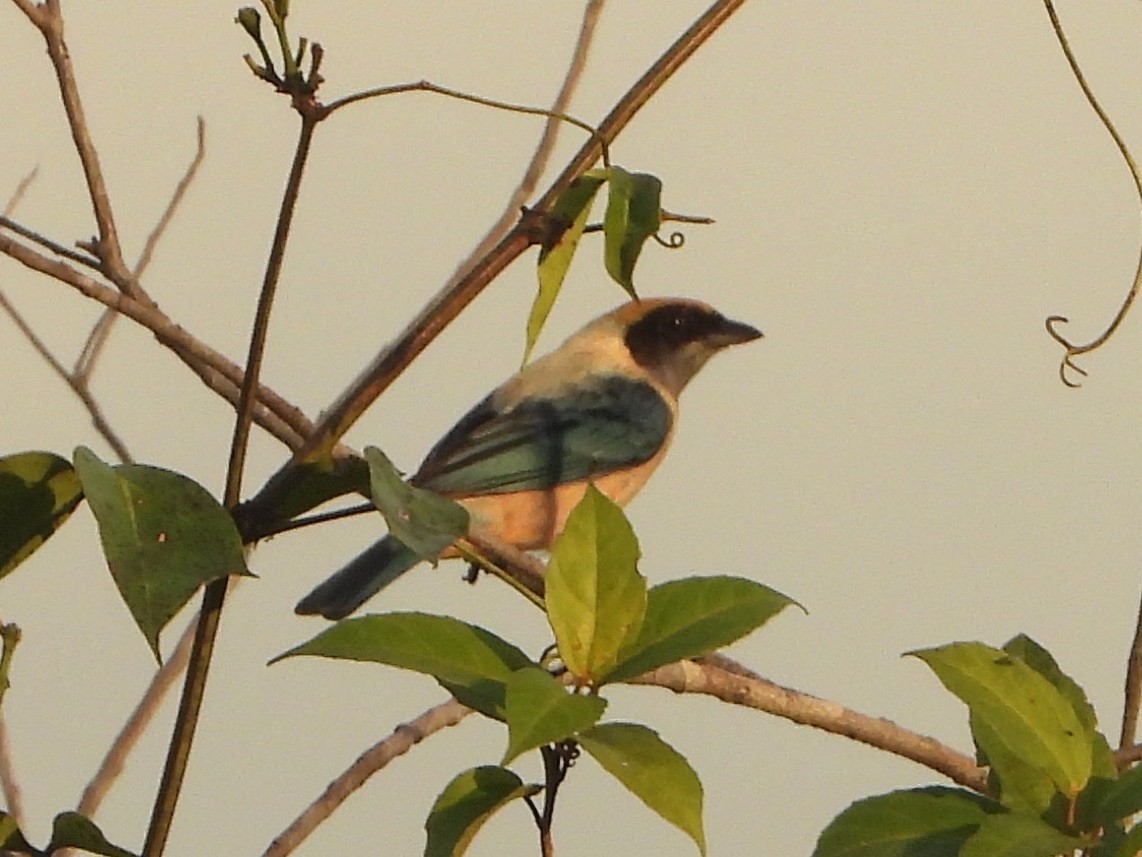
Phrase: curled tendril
[
  {"left": 653, "top": 230, "right": 685, "bottom": 249},
  {"left": 1044, "top": 315, "right": 1089, "bottom": 388}
]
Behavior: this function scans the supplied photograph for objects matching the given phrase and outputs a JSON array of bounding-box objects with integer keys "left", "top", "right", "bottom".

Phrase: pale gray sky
[{"left": 4, "top": 2, "right": 1142, "bottom": 855}]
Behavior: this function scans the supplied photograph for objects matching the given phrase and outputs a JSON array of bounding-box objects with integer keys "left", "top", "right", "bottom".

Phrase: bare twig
[
  {"left": 13, "top": 0, "right": 132, "bottom": 286},
  {"left": 0, "top": 291, "right": 133, "bottom": 462},
  {"left": 76, "top": 117, "right": 208, "bottom": 381},
  {"left": 260, "top": 699, "right": 473, "bottom": 857},
  {"left": 143, "top": 104, "right": 321, "bottom": 857},
  {"left": 1121, "top": 586, "right": 1142, "bottom": 751},
  {"left": 0, "top": 231, "right": 314, "bottom": 449},
  {"left": 443, "top": 0, "right": 606, "bottom": 292},
  {"left": 1038, "top": 0, "right": 1142, "bottom": 748},
  {"left": 1041, "top": 0, "right": 1142, "bottom": 387},
  {"left": 76, "top": 618, "right": 197, "bottom": 817},
  {"left": 249, "top": 0, "right": 750, "bottom": 521},
  {"left": 325, "top": 82, "right": 606, "bottom": 165},
  {"left": 0, "top": 621, "right": 24, "bottom": 829},
  {"left": 0, "top": 215, "right": 102, "bottom": 270}
]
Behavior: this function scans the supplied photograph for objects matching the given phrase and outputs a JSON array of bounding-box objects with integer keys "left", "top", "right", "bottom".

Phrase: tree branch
[{"left": 248, "top": 0, "right": 750, "bottom": 520}]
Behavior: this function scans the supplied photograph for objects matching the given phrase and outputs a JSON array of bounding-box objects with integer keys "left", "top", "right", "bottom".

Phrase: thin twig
[
  {"left": 1041, "top": 0, "right": 1142, "bottom": 386},
  {"left": 442, "top": 0, "right": 606, "bottom": 292},
  {"left": 0, "top": 215, "right": 101, "bottom": 270},
  {"left": 14, "top": 0, "right": 132, "bottom": 286},
  {"left": 0, "top": 291, "right": 133, "bottom": 462},
  {"left": 0, "top": 231, "right": 314, "bottom": 449},
  {"left": 1121, "top": 586, "right": 1142, "bottom": 751},
  {"left": 76, "top": 117, "right": 208, "bottom": 381},
  {"left": 76, "top": 617, "right": 197, "bottom": 817},
  {"left": 1038, "top": 0, "right": 1142, "bottom": 748},
  {"left": 143, "top": 106, "right": 321, "bottom": 857},
  {"left": 259, "top": 699, "right": 473, "bottom": 857},
  {"left": 249, "top": 0, "right": 749, "bottom": 522},
  {"left": 325, "top": 81, "right": 608, "bottom": 165},
  {"left": 0, "top": 621, "right": 23, "bottom": 829}
]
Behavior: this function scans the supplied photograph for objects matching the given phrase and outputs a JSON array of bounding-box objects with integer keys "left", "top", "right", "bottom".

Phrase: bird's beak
[{"left": 708, "top": 315, "right": 763, "bottom": 348}]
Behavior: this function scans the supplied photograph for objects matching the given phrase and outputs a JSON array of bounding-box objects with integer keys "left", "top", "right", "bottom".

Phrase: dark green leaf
[
  {"left": 364, "top": 446, "right": 468, "bottom": 563},
  {"left": 526, "top": 170, "right": 608, "bottom": 363},
  {"left": 602, "top": 166, "right": 662, "bottom": 297},
  {"left": 425, "top": 766, "right": 538, "bottom": 857},
  {"left": 910, "top": 642, "right": 1092, "bottom": 797},
  {"left": 1091, "top": 762, "right": 1142, "bottom": 825},
  {"left": 48, "top": 811, "right": 138, "bottom": 857},
  {"left": 579, "top": 722, "right": 704, "bottom": 855},
  {"left": 606, "top": 576, "right": 799, "bottom": 683},
  {"left": 73, "top": 447, "right": 248, "bottom": 660},
  {"left": 0, "top": 451, "right": 84, "bottom": 580},
  {"left": 959, "top": 812, "right": 1088, "bottom": 857},
  {"left": 502, "top": 667, "right": 606, "bottom": 764},
  {"left": 813, "top": 787, "right": 998, "bottom": 857},
  {"left": 545, "top": 485, "right": 646, "bottom": 684},
  {"left": 273, "top": 612, "right": 532, "bottom": 720},
  {"left": 245, "top": 453, "right": 370, "bottom": 534},
  {"left": 0, "top": 810, "right": 33, "bottom": 853},
  {"left": 1108, "top": 822, "right": 1142, "bottom": 857}
]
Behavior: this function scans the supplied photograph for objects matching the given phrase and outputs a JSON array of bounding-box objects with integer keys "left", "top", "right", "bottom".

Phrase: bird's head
[{"left": 613, "top": 297, "right": 762, "bottom": 396}]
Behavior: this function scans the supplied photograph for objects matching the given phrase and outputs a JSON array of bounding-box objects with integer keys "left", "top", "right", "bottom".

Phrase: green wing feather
[{"left": 413, "top": 375, "right": 672, "bottom": 497}]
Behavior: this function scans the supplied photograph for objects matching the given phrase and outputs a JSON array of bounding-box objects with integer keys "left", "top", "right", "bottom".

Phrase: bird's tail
[{"left": 295, "top": 536, "right": 421, "bottom": 620}]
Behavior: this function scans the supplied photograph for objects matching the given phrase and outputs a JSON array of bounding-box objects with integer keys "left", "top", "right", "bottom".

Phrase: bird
[{"left": 296, "top": 297, "right": 762, "bottom": 619}]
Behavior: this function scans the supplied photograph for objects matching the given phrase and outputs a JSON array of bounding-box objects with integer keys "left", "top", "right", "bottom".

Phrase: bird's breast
[{"left": 456, "top": 449, "right": 669, "bottom": 551}]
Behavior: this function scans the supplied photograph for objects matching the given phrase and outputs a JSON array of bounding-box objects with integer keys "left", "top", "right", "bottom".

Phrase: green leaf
[
  {"left": 579, "top": 722, "right": 705, "bottom": 856},
  {"left": 813, "top": 787, "right": 998, "bottom": 857},
  {"left": 47, "top": 811, "right": 138, "bottom": 857},
  {"left": 502, "top": 667, "right": 606, "bottom": 764},
  {"left": 72, "top": 447, "right": 248, "bottom": 660},
  {"left": 364, "top": 446, "right": 469, "bottom": 563},
  {"left": 602, "top": 166, "right": 662, "bottom": 297},
  {"left": 545, "top": 485, "right": 646, "bottom": 685},
  {"left": 960, "top": 812, "right": 1088, "bottom": 857},
  {"left": 1003, "top": 634, "right": 1116, "bottom": 780},
  {"left": 1108, "top": 822, "right": 1142, "bottom": 857},
  {"left": 1090, "top": 762, "right": 1142, "bottom": 825},
  {"left": 526, "top": 170, "right": 608, "bottom": 364},
  {"left": 910, "top": 642, "right": 1093, "bottom": 798},
  {"left": 0, "top": 451, "right": 84, "bottom": 580},
  {"left": 0, "top": 810, "right": 34, "bottom": 853},
  {"left": 425, "top": 766, "right": 538, "bottom": 857},
  {"left": 273, "top": 612, "right": 532, "bottom": 720},
  {"left": 606, "top": 576, "right": 800, "bottom": 683},
  {"left": 970, "top": 713, "right": 1059, "bottom": 815}
]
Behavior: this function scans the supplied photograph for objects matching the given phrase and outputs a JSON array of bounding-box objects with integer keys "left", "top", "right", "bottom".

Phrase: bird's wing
[{"left": 413, "top": 374, "right": 672, "bottom": 497}]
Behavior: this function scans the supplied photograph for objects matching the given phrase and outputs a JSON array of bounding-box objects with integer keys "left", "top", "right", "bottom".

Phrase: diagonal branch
[{"left": 249, "top": 0, "right": 750, "bottom": 519}]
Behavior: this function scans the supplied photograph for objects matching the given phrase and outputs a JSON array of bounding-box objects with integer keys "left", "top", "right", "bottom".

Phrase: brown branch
[
  {"left": 441, "top": 0, "right": 606, "bottom": 293},
  {"left": 259, "top": 698, "right": 473, "bottom": 857},
  {"left": 76, "top": 117, "right": 208, "bottom": 381},
  {"left": 1121, "top": 586, "right": 1142, "bottom": 751},
  {"left": 249, "top": 0, "right": 749, "bottom": 519},
  {"left": 260, "top": 650, "right": 986, "bottom": 856},
  {"left": 0, "top": 231, "right": 314, "bottom": 449},
  {"left": 14, "top": 0, "right": 132, "bottom": 286},
  {"left": 76, "top": 616, "right": 196, "bottom": 817},
  {"left": 631, "top": 660, "right": 988, "bottom": 793}
]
